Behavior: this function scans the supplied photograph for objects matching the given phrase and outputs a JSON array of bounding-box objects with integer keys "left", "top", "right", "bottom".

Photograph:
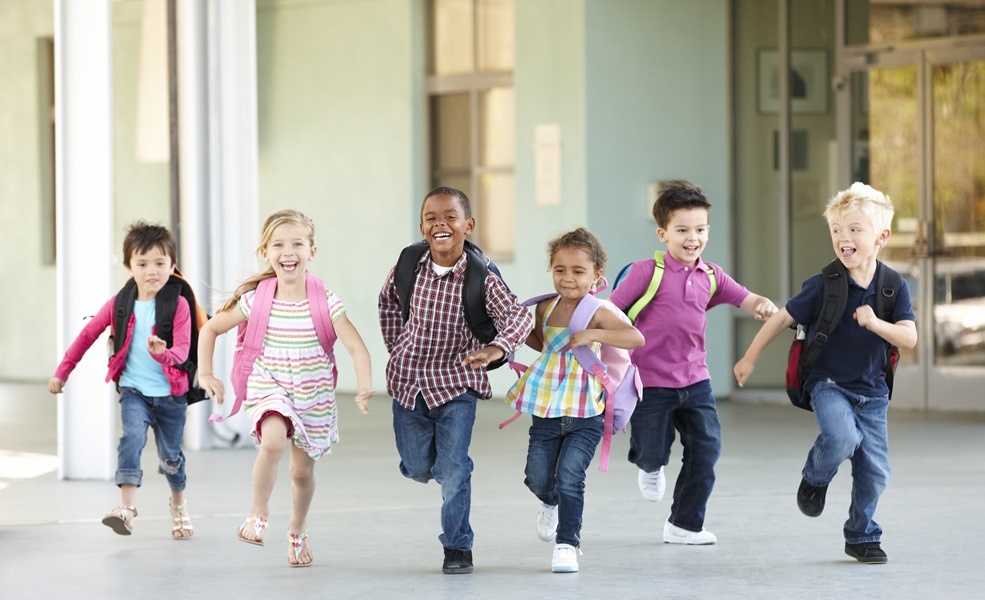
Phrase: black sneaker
[
  {"left": 442, "top": 548, "right": 474, "bottom": 574},
  {"left": 797, "top": 478, "right": 828, "bottom": 517},
  {"left": 845, "top": 542, "right": 888, "bottom": 564}
]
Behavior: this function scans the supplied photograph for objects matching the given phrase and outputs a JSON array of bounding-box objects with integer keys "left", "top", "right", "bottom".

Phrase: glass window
[
  {"left": 428, "top": 0, "right": 515, "bottom": 260},
  {"left": 846, "top": 0, "right": 985, "bottom": 46}
]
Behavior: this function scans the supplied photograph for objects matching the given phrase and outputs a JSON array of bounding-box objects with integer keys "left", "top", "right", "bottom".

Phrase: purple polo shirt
[{"left": 609, "top": 253, "right": 750, "bottom": 388}]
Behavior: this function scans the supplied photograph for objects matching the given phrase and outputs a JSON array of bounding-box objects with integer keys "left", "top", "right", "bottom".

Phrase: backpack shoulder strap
[
  {"left": 394, "top": 240, "right": 429, "bottom": 324},
  {"left": 112, "top": 279, "right": 139, "bottom": 355},
  {"left": 154, "top": 277, "right": 182, "bottom": 348},
  {"left": 874, "top": 261, "right": 901, "bottom": 322},
  {"left": 210, "top": 278, "right": 276, "bottom": 425},
  {"left": 703, "top": 262, "right": 717, "bottom": 300},
  {"left": 626, "top": 250, "right": 666, "bottom": 323},
  {"left": 244, "top": 278, "right": 277, "bottom": 356},
  {"left": 462, "top": 240, "right": 496, "bottom": 344},
  {"left": 566, "top": 294, "right": 608, "bottom": 379},
  {"left": 798, "top": 260, "right": 849, "bottom": 379},
  {"left": 305, "top": 272, "right": 337, "bottom": 351}
]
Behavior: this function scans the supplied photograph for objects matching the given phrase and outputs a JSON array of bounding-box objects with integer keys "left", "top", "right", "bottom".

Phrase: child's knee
[
  {"left": 159, "top": 454, "right": 184, "bottom": 476},
  {"left": 399, "top": 461, "right": 434, "bottom": 484},
  {"left": 290, "top": 461, "right": 315, "bottom": 483}
]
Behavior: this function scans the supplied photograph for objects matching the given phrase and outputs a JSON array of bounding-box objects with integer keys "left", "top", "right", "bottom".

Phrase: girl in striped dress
[
  {"left": 198, "top": 210, "right": 374, "bottom": 567},
  {"left": 505, "top": 228, "right": 644, "bottom": 573}
]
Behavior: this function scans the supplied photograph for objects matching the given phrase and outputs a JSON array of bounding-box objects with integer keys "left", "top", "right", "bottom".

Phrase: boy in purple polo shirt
[
  {"left": 609, "top": 180, "right": 777, "bottom": 544},
  {"left": 379, "top": 186, "right": 533, "bottom": 575},
  {"left": 735, "top": 182, "right": 916, "bottom": 564}
]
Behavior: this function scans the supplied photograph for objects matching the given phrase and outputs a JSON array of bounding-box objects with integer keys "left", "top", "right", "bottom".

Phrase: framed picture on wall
[{"left": 757, "top": 49, "right": 829, "bottom": 114}]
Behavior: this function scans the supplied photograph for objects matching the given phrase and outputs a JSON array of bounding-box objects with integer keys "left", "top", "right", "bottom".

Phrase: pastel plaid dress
[
  {"left": 506, "top": 298, "right": 604, "bottom": 419},
  {"left": 238, "top": 288, "right": 346, "bottom": 459}
]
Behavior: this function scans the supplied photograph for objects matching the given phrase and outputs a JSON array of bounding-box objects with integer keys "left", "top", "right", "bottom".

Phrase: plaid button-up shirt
[{"left": 379, "top": 250, "right": 533, "bottom": 410}]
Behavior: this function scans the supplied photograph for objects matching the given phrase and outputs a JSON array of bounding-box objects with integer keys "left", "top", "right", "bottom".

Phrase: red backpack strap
[{"left": 210, "top": 277, "right": 276, "bottom": 424}]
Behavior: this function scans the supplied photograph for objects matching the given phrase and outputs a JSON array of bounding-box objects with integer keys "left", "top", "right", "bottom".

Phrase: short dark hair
[
  {"left": 122, "top": 221, "right": 177, "bottom": 268},
  {"left": 547, "top": 227, "right": 607, "bottom": 272},
  {"left": 652, "top": 180, "right": 711, "bottom": 229},
  {"left": 422, "top": 186, "right": 472, "bottom": 219}
]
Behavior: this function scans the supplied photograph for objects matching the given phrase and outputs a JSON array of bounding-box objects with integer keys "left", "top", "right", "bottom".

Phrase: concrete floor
[{"left": 1, "top": 381, "right": 983, "bottom": 599}]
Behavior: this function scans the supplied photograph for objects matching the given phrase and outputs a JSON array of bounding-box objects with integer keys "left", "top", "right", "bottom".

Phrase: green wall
[
  {"left": 0, "top": 1, "right": 55, "bottom": 379},
  {"left": 255, "top": 0, "right": 422, "bottom": 385}
]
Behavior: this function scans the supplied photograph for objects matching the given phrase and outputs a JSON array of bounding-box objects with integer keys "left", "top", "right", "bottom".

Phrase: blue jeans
[
  {"left": 805, "top": 380, "right": 890, "bottom": 544},
  {"left": 392, "top": 391, "right": 477, "bottom": 551},
  {"left": 627, "top": 379, "right": 720, "bottom": 532},
  {"left": 524, "top": 414, "right": 603, "bottom": 547},
  {"left": 116, "top": 387, "right": 188, "bottom": 491}
]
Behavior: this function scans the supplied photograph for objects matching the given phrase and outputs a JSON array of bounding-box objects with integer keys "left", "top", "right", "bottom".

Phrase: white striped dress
[{"left": 238, "top": 288, "right": 345, "bottom": 459}]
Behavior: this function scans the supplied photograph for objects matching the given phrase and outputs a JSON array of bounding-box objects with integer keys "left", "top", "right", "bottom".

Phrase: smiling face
[
  {"left": 262, "top": 221, "right": 315, "bottom": 283},
  {"left": 657, "top": 207, "right": 710, "bottom": 267},
  {"left": 420, "top": 193, "right": 474, "bottom": 267},
  {"left": 828, "top": 208, "right": 890, "bottom": 271},
  {"left": 126, "top": 245, "right": 175, "bottom": 301},
  {"left": 551, "top": 246, "right": 601, "bottom": 303}
]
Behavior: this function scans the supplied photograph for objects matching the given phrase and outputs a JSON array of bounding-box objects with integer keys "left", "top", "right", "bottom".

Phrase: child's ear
[
  {"left": 465, "top": 217, "right": 475, "bottom": 235},
  {"left": 656, "top": 227, "right": 669, "bottom": 243},
  {"left": 876, "top": 229, "right": 891, "bottom": 247}
]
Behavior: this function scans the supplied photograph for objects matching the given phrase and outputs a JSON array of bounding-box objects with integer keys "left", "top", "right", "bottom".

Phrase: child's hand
[
  {"left": 733, "top": 358, "right": 754, "bottom": 387},
  {"left": 48, "top": 377, "right": 65, "bottom": 394},
  {"left": 853, "top": 305, "right": 877, "bottom": 330},
  {"left": 148, "top": 334, "right": 167, "bottom": 355},
  {"left": 461, "top": 346, "right": 505, "bottom": 370},
  {"left": 754, "top": 300, "right": 779, "bottom": 321},
  {"left": 199, "top": 374, "right": 224, "bottom": 404},
  {"left": 568, "top": 330, "right": 596, "bottom": 349},
  {"left": 354, "top": 387, "right": 375, "bottom": 414}
]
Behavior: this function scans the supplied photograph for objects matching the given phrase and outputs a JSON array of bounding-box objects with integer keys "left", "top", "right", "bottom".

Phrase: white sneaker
[
  {"left": 552, "top": 543, "right": 579, "bottom": 573},
  {"left": 638, "top": 467, "right": 666, "bottom": 502},
  {"left": 536, "top": 503, "right": 558, "bottom": 541},
  {"left": 663, "top": 520, "right": 717, "bottom": 545}
]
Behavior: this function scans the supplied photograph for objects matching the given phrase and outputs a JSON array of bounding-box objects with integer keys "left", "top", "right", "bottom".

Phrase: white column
[
  {"left": 54, "top": 0, "right": 115, "bottom": 480},
  {"left": 204, "top": 0, "right": 259, "bottom": 444},
  {"left": 175, "top": 0, "right": 213, "bottom": 450}
]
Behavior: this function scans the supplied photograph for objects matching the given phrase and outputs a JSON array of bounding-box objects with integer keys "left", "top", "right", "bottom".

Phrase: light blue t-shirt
[{"left": 118, "top": 299, "right": 172, "bottom": 397}]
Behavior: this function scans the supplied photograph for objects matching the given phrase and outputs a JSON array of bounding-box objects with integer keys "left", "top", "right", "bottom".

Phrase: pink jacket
[{"left": 54, "top": 294, "right": 192, "bottom": 396}]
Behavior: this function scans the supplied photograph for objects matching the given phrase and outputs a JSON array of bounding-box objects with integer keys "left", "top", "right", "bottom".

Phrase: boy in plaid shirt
[{"left": 378, "top": 186, "right": 533, "bottom": 575}]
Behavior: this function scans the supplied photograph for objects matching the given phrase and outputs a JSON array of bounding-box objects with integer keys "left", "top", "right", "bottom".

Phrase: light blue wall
[
  {"left": 585, "top": 0, "right": 733, "bottom": 395},
  {"left": 513, "top": 0, "right": 735, "bottom": 395}
]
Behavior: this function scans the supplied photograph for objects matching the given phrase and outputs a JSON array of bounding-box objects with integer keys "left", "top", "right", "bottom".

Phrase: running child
[
  {"left": 506, "top": 227, "right": 644, "bottom": 573},
  {"left": 197, "top": 209, "right": 374, "bottom": 567}
]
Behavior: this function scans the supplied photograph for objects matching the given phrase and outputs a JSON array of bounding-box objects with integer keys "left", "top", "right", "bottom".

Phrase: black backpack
[
  {"left": 786, "top": 260, "right": 901, "bottom": 411},
  {"left": 393, "top": 239, "right": 507, "bottom": 369},
  {"left": 111, "top": 272, "right": 209, "bottom": 404}
]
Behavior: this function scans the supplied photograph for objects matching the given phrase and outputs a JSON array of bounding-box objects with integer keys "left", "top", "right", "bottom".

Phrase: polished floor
[{"left": 1, "top": 381, "right": 983, "bottom": 599}]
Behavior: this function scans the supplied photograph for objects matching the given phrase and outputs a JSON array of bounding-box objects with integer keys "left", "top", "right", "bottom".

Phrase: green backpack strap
[{"left": 625, "top": 250, "right": 717, "bottom": 323}]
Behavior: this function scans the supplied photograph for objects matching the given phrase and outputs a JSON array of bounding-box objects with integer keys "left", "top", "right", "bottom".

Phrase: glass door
[
  {"left": 843, "top": 44, "right": 985, "bottom": 410},
  {"left": 925, "top": 48, "right": 985, "bottom": 410}
]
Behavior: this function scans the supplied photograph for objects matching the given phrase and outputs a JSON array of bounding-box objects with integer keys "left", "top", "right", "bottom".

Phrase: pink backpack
[
  {"left": 503, "top": 283, "right": 643, "bottom": 472},
  {"left": 208, "top": 272, "right": 338, "bottom": 425}
]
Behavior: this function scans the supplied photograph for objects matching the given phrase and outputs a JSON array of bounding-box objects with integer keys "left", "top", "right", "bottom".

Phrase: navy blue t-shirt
[{"left": 785, "top": 261, "right": 915, "bottom": 397}]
